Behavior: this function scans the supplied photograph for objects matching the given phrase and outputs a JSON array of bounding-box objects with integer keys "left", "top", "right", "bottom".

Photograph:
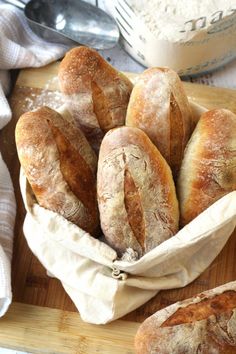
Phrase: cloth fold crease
[{"left": 0, "top": 3, "right": 69, "bottom": 317}]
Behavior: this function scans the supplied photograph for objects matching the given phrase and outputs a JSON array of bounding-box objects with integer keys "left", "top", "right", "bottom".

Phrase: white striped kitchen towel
[{"left": 0, "top": 2, "right": 70, "bottom": 316}]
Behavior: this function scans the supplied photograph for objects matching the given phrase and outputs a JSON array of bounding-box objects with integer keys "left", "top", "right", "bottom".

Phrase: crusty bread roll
[
  {"left": 58, "top": 46, "right": 133, "bottom": 152},
  {"left": 135, "top": 281, "right": 236, "bottom": 353},
  {"left": 178, "top": 108, "right": 236, "bottom": 226},
  {"left": 15, "top": 106, "right": 100, "bottom": 236},
  {"left": 126, "top": 67, "right": 193, "bottom": 178},
  {"left": 97, "top": 126, "right": 179, "bottom": 258}
]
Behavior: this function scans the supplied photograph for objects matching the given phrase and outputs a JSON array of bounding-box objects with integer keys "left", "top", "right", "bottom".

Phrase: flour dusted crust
[
  {"left": 135, "top": 281, "right": 236, "bottom": 354},
  {"left": 126, "top": 67, "right": 193, "bottom": 178},
  {"left": 178, "top": 108, "right": 236, "bottom": 226},
  {"left": 58, "top": 46, "right": 133, "bottom": 152},
  {"left": 97, "top": 126, "right": 179, "bottom": 258},
  {"left": 15, "top": 106, "right": 99, "bottom": 236}
]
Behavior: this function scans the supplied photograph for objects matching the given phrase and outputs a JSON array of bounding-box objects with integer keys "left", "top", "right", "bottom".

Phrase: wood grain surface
[
  {"left": 0, "top": 61, "right": 235, "bottom": 353},
  {"left": 0, "top": 302, "right": 139, "bottom": 354}
]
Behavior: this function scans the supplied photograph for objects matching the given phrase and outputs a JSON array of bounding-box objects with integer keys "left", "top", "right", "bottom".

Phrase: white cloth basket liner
[{"left": 19, "top": 102, "right": 236, "bottom": 324}]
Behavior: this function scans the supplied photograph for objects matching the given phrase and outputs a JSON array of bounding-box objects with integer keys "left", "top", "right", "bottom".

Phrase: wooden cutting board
[{"left": 0, "top": 62, "right": 236, "bottom": 354}]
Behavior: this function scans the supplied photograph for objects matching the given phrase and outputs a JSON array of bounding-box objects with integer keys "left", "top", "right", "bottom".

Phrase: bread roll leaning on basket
[{"left": 15, "top": 47, "right": 236, "bottom": 325}]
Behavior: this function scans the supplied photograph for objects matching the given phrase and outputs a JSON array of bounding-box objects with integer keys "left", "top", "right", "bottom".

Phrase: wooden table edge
[{"left": 0, "top": 302, "right": 139, "bottom": 354}]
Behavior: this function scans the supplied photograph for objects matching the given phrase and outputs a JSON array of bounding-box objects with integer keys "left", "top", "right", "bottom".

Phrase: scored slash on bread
[
  {"left": 15, "top": 46, "right": 236, "bottom": 261},
  {"left": 14, "top": 47, "right": 236, "bottom": 341},
  {"left": 126, "top": 67, "right": 194, "bottom": 179},
  {"left": 135, "top": 281, "right": 236, "bottom": 353},
  {"left": 97, "top": 126, "right": 179, "bottom": 258},
  {"left": 178, "top": 108, "right": 236, "bottom": 226},
  {"left": 15, "top": 106, "right": 100, "bottom": 236},
  {"left": 58, "top": 46, "right": 133, "bottom": 152}
]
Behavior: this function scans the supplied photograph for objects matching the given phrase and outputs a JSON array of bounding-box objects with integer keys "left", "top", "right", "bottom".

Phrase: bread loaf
[
  {"left": 178, "top": 108, "right": 236, "bottom": 226},
  {"left": 15, "top": 106, "right": 100, "bottom": 236},
  {"left": 97, "top": 126, "right": 179, "bottom": 258},
  {"left": 135, "top": 281, "right": 236, "bottom": 353},
  {"left": 126, "top": 67, "right": 193, "bottom": 178},
  {"left": 58, "top": 46, "right": 133, "bottom": 152}
]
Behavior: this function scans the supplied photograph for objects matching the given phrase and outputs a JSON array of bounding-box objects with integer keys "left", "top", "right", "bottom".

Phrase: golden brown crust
[
  {"left": 162, "top": 291, "right": 236, "bottom": 327},
  {"left": 58, "top": 46, "right": 133, "bottom": 152},
  {"left": 135, "top": 282, "right": 236, "bottom": 354},
  {"left": 126, "top": 67, "right": 193, "bottom": 178},
  {"left": 15, "top": 106, "right": 99, "bottom": 236},
  {"left": 124, "top": 167, "right": 145, "bottom": 252},
  {"left": 97, "top": 126, "right": 179, "bottom": 257},
  {"left": 178, "top": 108, "right": 236, "bottom": 226}
]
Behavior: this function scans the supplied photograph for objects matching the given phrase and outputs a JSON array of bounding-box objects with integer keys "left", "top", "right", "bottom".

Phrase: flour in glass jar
[{"left": 128, "top": 0, "right": 236, "bottom": 41}]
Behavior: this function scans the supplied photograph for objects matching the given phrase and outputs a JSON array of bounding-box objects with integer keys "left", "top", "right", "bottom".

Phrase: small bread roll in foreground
[
  {"left": 135, "top": 281, "right": 236, "bottom": 353},
  {"left": 58, "top": 46, "right": 133, "bottom": 152},
  {"left": 15, "top": 106, "right": 99, "bottom": 236},
  {"left": 126, "top": 67, "right": 193, "bottom": 178},
  {"left": 97, "top": 126, "right": 179, "bottom": 258},
  {"left": 178, "top": 108, "right": 236, "bottom": 226}
]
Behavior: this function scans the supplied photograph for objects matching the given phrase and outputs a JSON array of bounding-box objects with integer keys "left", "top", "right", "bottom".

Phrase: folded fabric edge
[
  {"left": 19, "top": 168, "right": 236, "bottom": 273},
  {"left": 0, "top": 245, "right": 12, "bottom": 317},
  {"left": 114, "top": 191, "right": 236, "bottom": 270},
  {"left": 19, "top": 169, "right": 117, "bottom": 266},
  {"left": 62, "top": 281, "right": 158, "bottom": 324},
  {"left": 0, "top": 296, "right": 12, "bottom": 317}
]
